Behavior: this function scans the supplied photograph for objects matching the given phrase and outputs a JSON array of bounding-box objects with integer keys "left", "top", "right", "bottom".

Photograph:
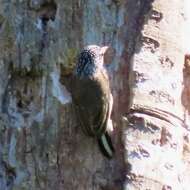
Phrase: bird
[{"left": 71, "top": 45, "right": 114, "bottom": 158}]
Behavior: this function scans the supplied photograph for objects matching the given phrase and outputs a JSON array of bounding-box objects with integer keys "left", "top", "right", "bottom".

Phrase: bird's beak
[
  {"left": 101, "top": 46, "right": 115, "bottom": 65},
  {"left": 100, "top": 46, "right": 110, "bottom": 55}
]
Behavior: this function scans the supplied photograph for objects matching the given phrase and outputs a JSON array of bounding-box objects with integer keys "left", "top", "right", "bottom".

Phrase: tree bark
[
  {"left": 0, "top": 0, "right": 189, "bottom": 190},
  {"left": 123, "top": 0, "right": 190, "bottom": 189}
]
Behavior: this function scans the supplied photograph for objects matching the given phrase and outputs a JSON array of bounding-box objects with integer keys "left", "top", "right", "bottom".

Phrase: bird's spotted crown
[{"left": 74, "top": 45, "right": 103, "bottom": 77}]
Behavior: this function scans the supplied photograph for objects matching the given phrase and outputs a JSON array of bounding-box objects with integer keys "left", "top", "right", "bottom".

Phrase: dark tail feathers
[{"left": 98, "top": 132, "right": 114, "bottom": 159}]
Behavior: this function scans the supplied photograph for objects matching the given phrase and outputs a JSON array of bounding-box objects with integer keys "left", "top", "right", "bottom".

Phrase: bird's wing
[
  {"left": 72, "top": 75, "right": 92, "bottom": 135},
  {"left": 72, "top": 71, "right": 111, "bottom": 137},
  {"left": 92, "top": 70, "right": 111, "bottom": 136}
]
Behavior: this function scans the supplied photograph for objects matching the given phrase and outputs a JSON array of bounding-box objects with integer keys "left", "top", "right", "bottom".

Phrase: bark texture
[
  {"left": 0, "top": 0, "right": 189, "bottom": 190},
  {"left": 123, "top": 0, "right": 190, "bottom": 189}
]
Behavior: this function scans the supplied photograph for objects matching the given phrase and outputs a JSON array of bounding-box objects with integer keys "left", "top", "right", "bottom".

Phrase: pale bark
[{"left": 123, "top": 0, "right": 190, "bottom": 189}]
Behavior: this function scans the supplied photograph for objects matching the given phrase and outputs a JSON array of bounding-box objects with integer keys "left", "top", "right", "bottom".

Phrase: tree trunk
[
  {"left": 0, "top": 0, "right": 189, "bottom": 190},
  {"left": 123, "top": 0, "right": 190, "bottom": 189}
]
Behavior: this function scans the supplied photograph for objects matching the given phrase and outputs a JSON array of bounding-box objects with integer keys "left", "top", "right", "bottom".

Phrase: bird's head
[{"left": 75, "top": 45, "right": 109, "bottom": 76}]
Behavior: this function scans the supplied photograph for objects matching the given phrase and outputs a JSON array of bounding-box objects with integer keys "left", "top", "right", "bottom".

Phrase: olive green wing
[{"left": 71, "top": 71, "right": 111, "bottom": 137}]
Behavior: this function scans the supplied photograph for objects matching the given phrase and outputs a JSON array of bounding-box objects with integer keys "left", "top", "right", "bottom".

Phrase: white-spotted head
[{"left": 75, "top": 45, "right": 109, "bottom": 76}]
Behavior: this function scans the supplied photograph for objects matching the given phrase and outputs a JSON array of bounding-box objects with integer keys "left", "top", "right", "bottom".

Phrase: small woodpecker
[{"left": 72, "top": 45, "right": 114, "bottom": 158}]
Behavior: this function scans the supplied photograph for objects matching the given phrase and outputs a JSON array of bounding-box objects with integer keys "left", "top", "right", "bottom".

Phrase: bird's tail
[{"left": 97, "top": 132, "right": 115, "bottom": 158}]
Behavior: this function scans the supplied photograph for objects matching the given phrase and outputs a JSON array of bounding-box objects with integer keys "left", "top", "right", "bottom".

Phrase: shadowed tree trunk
[{"left": 0, "top": 0, "right": 189, "bottom": 190}]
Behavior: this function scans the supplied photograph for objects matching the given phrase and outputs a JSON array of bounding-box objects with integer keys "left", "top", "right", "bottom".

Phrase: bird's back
[{"left": 72, "top": 69, "right": 111, "bottom": 137}]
